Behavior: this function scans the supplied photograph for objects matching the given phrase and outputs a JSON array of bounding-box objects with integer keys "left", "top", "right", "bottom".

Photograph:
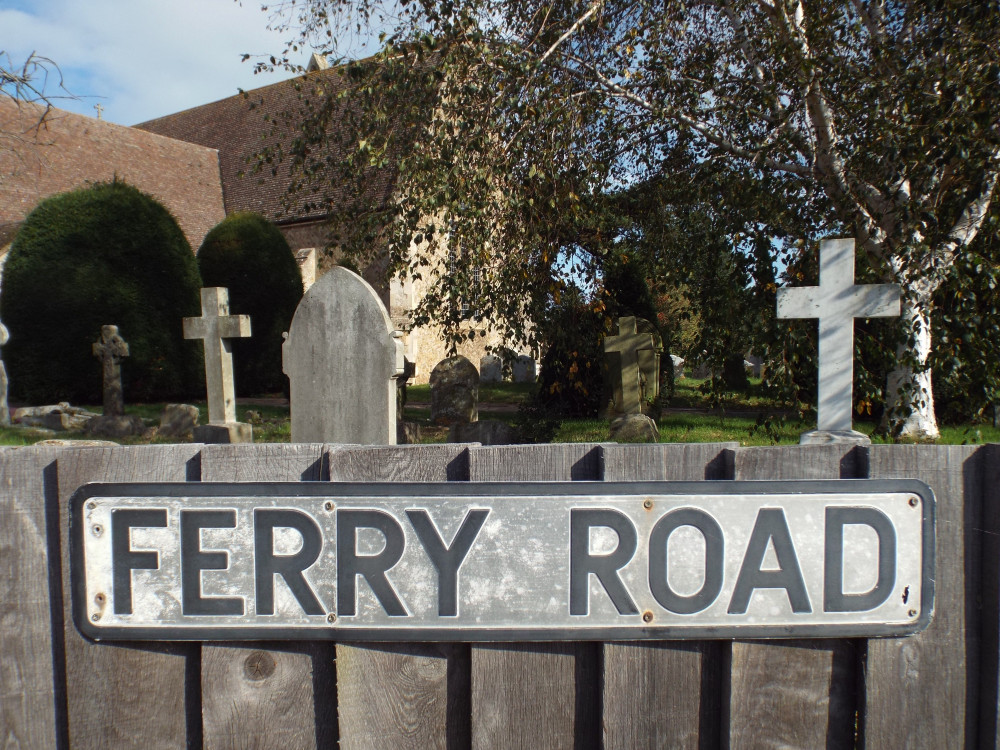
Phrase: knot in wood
[{"left": 243, "top": 650, "right": 276, "bottom": 681}]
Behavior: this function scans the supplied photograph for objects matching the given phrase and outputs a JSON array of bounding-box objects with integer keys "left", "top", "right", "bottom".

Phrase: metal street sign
[{"left": 71, "top": 480, "right": 934, "bottom": 642}]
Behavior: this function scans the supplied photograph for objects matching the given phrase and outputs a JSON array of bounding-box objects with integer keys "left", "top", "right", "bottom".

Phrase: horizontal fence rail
[{"left": 1, "top": 441, "right": 997, "bottom": 749}]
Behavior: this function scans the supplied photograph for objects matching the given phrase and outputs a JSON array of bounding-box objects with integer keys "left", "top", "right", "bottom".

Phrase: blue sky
[{"left": 1, "top": 0, "right": 383, "bottom": 125}]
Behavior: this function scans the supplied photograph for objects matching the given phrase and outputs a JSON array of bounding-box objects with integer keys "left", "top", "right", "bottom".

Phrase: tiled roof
[
  {"left": 136, "top": 66, "right": 394, "bottom": 227},
  {"left": 0, "top": 99, "right": 226, "bottom": 249}
]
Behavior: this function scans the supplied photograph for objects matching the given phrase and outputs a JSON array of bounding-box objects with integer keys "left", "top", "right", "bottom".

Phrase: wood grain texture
[
  {"left": 57, "top": 444, "right": 201, "bottom": 750},
  {"left": 979, "top": 443, "right": 1000, "bottom": 749},
  {"left": 864, "top": 444, "right": 983, "bottom": 749},
  {"left": 329, "top": 443, "right": 467, "bottom": 750},
  {"left": 728, "top": 445, "right": 864, "bottom": 750},
  {"left": 601, "top": 443, "right": 736, "bottom": 750},
  {"left": 200, "top": 443, "right": 336, "bottom": 750},
  {"left": 0, "top": 446, "right": 66, "bottom": 748},
  {"left": 467, "top": 443, "right": 605, "bottom": 482},
  {"left": 470, "top": 444, "right": 601, "bottom": 750},
  {"left": 328, "top": 444, "right": 470, "bottom": 482}
]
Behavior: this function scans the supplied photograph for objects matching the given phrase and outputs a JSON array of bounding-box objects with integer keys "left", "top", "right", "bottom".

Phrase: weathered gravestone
[
  {"left": 512, "top": 354, "right": 536, "bottom": 383},
  {"left": 282, "top": 266, "right": 404, "bottom": 444},
  {"left": 777, "top": 237, "right": 900, "bottom": 444},
  {"left": 0, "top": 321, "right": 9, "bottom": 426},
  {"left": 430, "top": 355, "right": 479, "bottom": 425},
  {"left": 86, "top": 325, "right": 144, "bottom": 437},
  {"left": 479, "top": 354, "right": 503, "bottom": 383},
  {"left": 183, "top": 287, "right": 253, "bottom": 444},
  {"left": 602, "top": 316, "right": 662, "bottom": 417}
]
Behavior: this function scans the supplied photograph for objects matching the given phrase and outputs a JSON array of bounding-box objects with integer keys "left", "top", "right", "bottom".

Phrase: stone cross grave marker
[
  {"left": 777, "top": 238, "right": 901, "bottom": 443},
  {"left": 604, "top": 316, "right": 659, "bottom": 416},
  {"left": 183, "top": 287, "right": 252, "bottom": 443},
  {"left": 282, "top": 266, "right": 404, "bottom": 444},
  {"left": 92, "top": 324, "right": 129, "bottom": 417}
]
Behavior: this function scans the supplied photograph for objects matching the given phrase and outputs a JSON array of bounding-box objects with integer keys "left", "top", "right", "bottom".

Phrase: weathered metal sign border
[{"left": 71, "top": 479, "right": 935, "bottom": 642}]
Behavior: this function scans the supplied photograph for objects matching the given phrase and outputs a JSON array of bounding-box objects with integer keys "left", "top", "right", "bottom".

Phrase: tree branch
[{"left": 538, "top": 0, "right": 605, "bottom": 64}]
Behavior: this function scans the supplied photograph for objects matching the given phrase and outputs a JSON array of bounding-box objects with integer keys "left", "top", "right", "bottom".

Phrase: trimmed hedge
[
  {"left": 197, "top": 213, "right": 303, "bottom": 395},
  {"left": 1, "top": 181, "right": 203, "bottom": 404}
]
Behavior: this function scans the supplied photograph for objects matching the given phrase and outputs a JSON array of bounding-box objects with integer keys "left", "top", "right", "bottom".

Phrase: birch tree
[{"left": 259, "top": 0, "right": 1000, "bottom": 439}]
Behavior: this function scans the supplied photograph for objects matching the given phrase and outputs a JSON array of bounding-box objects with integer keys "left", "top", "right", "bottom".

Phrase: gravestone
[
  {"left": 777, "top": 238, "right": 900, "bottom": 444},
  {"left": 603, "top": 316, "right": 662, "bottom": 417},
  {"left": 0, "top": 321, "right": 9, "bottom": 426},
  {"left": 512, "top": 355, "right": 536, "bottom": 383},
  {"left": 670, "top": 354, "right": 685, "bottom": 379},
  {"left": 86, "top": 325, "right": 144, "bottom": 437},
  {"left": 430, "top": 355, "right": 479, "bottom": 425},
  {"left": 282, "top": 266, "right": 404, "bottom": 444},
  {"left": 183, "top": 287, "right": 253, "bottom": 444},
  {"left": 480, "top": 354, "right": 503, "bottom": 383}
]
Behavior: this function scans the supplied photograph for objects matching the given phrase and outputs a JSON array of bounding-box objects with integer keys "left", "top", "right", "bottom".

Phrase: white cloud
[{"left": 1, "top": 0, "right": 381, "bottom": 124}]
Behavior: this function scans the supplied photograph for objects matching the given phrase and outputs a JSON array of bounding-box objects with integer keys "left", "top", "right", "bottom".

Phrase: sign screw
[
  {"left": 909, "top": 496, "right": 919, "bottom": 508},
  {"left": 324, "top": 501, "right": 334, "bottom": 511},
  {"left": 327, "top": 613, "right": 337, "bottom": 623},
  {"left": 642, "top": 611, "right": 654, "bottom": 623},
  {"left": 908, "top": 609, "right": 917, "bottom": 618},
  {"left": 87, "top": 501, "right": 97, "bottom": 510},
  {"left": 91, "top": 613, "right": 100, "bottom": 622},
  {"left": 643, "top": 499, "right": 653, "bottom": 510}
]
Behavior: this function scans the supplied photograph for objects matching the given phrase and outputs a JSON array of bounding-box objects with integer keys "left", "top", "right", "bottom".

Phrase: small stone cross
[
  {"left": 92, "top": 325, "right": 129, "bottom": 417},
  {"left": 183, "top": 288, "right": 251, "bottom": 424},
  {"left": 777, "top": 238, "right": 901, "bottom": 439},
  {"left": 604, "top": 316, "right": 657, "bottom": 415}
]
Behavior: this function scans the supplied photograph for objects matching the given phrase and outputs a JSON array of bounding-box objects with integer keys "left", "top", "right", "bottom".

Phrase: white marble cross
[
  {"left": 183, "top": 287, "right": 251, "bottom": 424},
  {"left": 777, "top": 238, "right": 900, "bottom": 436}
]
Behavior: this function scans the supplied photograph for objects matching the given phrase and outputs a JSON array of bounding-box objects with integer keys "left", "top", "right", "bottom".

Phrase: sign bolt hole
[
  {"left": 87, "top": 501, "right": 96, "bottom": 510},
  {"left": 642, "top": 611, "right": 654, "bottom": 623},
  {"left": 95, "top": 593, "right": 105, "bottom": 605},
  {"left": 327, "top": 613, "right": 337, "bottom": 623},
  {"left": 92, "top": 524, "right": 103, "bottom": 537},
  {"left": 909, "top": 496, "right": 919, "bottom": 507},
  {"left": 91, "top": 613, "right": 100, "bottom": 622},
  {"left": 324, "top": 501, "right": 334, "bottom": 511},
  {"left": 643, "top": 499, "right": 653, "bottom": 510},
  {"left": 908, "top": 609, "right": 917, "bottom": 618}
]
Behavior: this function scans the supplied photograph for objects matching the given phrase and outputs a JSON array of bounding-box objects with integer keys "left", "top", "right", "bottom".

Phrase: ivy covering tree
[
  {"left": 257, "top": 0, "right": 1000, "bottom": 439},
  {"left": 197, "top": 213, "right": 303, "bottom": 396},
  {"left": 1, "top": 181, "right": 203, "bottom": 403}
]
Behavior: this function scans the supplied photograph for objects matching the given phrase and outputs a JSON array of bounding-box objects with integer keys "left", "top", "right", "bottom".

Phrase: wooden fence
[{"left": 2, "top": 441, "right": 998, "bottom": 748}]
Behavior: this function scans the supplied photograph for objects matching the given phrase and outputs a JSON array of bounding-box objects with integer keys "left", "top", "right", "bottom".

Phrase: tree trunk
[{"left": 884, "top": 293, "right": 939, "bottom": 440}]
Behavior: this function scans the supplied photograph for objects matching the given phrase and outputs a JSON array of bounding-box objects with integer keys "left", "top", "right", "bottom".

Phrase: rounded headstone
[
  {"left": 429, "top": 355, "right": 479, "bottom": 425},
  {"left": 282, "top": 266, "right": 403, "bottom": 444}
]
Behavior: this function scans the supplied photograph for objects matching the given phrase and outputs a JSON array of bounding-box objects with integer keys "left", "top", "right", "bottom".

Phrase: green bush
[
  {"left": 197, "top": 213, "right": 303, "bottom": 395},
  {"left": 1, "top": 181, "right": 203, "bottom": 404}
]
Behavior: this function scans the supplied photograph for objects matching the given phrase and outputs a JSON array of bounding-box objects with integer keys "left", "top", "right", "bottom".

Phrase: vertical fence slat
[
  {"left": 200, "top": 443, "right": 335, "bottom": 750},
  {"left": 57, "top": 444, "right": 200, "bottom": 750},
  {"left": 601, "top": 443, "right": 736, "bottom": 750},
  {"left": 0, "top": 447, "right": 65, "bottom": 748},
  {"left": 980, "top": 443, "right": 1000, "bottom": 749},
  {"left": 468, "top": 444, "right": 604, "bottom": 750},
  {"left": 728, "top": 444, "right": 865, "bottom": 749},
  {"left": 864, "top": 444, "right": 983, "bottom": 748},
  {"left": 329, "top": 444, "right": 470, "bottom": 750}
]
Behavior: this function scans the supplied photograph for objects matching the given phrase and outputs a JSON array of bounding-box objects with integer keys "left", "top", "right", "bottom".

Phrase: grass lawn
[{"left": 1, "top": 379, "right": 997, "bottom": 446}]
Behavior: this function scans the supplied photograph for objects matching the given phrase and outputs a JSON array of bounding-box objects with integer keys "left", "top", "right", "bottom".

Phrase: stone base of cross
[{"left": 777, "top": 238, "right": 900, "bottom": 445}]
